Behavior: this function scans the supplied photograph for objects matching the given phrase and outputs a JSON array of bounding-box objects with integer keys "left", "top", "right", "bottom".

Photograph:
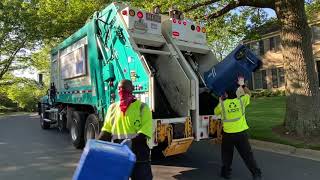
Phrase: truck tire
[
  {"left": 70, "top": 111, "right": 85, "bottom": 149},
  {"left": 40, "top": 113, "right": 50, "bottom": 130},
  {"left": 84, "top": 114, "right": 100, "bottom": 144}
]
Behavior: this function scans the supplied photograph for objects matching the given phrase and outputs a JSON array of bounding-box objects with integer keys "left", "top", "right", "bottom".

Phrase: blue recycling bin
[
  {"left": 204, "top": 45, "right": 262, "bottom": 96},
  {"left": 73, "top": 139, "right": 136, "bottom": 180}
]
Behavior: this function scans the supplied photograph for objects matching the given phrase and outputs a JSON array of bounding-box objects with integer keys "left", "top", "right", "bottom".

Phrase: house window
[
  {"left": 254, "top": 71, "right": 262, "bottom": 89},
  {"left": 253, "top": 70, "right": 267, "bottom": 89},
  {"left": 278, "top": 68, "right": 285, "bottom": 87},
  {"left": 275, "top": 35, "right": 281, "bottom": 51},
  {"left": 250, "top": 42, "right": 259, "bottom": 56},
  {"left": 259, "top": 40, "right": 264, "bottom": 56},
  {"left": 312, "top": 25, "right": 320, "bottom": 43},
  {"left": 269, "top": 37, "right": 275, "bottom": 51},
  {"left": 316, "top": 61, "right": 320, "bottom": 87},
  {"left": 269, "top": 68, "right": 286, "bottom": 88},
  {"left": 262, "top": 70, "right": 267, "bottom": 89},
  {"left": 247, "top": 74, "right": 254, "bottom": 90},
  {"left": 272, "top": 68, "right": 279, "bottom": 88}
]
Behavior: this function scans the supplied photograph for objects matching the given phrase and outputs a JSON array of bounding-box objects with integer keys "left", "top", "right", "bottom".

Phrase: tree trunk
[{"left": 274, "top": 0, "right": 320, "bottom": 136}]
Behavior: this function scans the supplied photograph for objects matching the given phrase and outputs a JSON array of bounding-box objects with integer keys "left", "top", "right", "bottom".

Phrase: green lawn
[{"left": 246, "top": 96, "right": 317, "bottom": 148}]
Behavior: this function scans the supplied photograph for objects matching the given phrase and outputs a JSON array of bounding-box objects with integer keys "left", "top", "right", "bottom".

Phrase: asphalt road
[{"left": 1, "top": 114, "right": 320, "bottom": 180}]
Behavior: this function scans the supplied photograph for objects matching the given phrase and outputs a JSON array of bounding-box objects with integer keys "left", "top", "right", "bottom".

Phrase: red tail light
[
  {"left": 178, "top": 20, "right": 181, "bottom": 24},
  {"left": 137, "top": 11, "right": 143, "bottom": 19},
  {"left": 122, "top": 10, "right": 128, "bottom": 16},
  {"left": 172, "top": 18, "right": 177, "bottom": 23},
  {"left": 196, "top": 26, "right": 201, "bottom": 32},
  {"left": 172, "top": 31, "right": 180, "bottom": 36},
  {"left": 183, "top": 21, "right": 187, "bottom": 26}
]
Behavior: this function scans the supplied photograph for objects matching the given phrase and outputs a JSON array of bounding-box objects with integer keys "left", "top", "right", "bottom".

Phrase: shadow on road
[
  {"left": 0, "top": 114, "right": 82, "bottom": 180},
  {"left": 151, "top": 141, "right": 225, "bottom": 180}
]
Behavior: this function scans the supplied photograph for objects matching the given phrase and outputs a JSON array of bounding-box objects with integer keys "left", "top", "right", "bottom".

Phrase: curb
[{"left": 249, "top": 139, "right": 320, "bottom": 162}]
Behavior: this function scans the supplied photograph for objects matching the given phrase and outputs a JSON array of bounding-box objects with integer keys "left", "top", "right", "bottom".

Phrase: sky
[{"left": 264, "top": 8, "right": 277, "bottom": 18}]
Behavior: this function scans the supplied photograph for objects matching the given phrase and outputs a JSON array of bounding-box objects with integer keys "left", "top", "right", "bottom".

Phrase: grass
[{"left": 246, "top": 96, "right": 320, "bottom": 150}]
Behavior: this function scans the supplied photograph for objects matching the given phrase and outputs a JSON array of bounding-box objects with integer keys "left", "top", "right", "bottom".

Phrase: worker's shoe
[
  {"left": 220, "top": 173, "right": 231, "bottom": 179},
  {"left": 220, "top": 167, "right": 231, "bottom": 179}
]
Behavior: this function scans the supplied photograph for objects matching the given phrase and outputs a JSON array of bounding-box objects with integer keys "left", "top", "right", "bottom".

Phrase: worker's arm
[
  {"left": 237, "top": 76, "right": 251, "bottom": 96},
  {"left": 136, "top": 105, "right": 152, "bottom": 139},
  {"left": 243, "top": 86, "right": 251, "bottom": 96},
  {"left": 98, "top": 131, "right": 112, "bottom": 142},
  {"left": 132, "top": 133, "right": 147, "bottom": 144},
  {"left": 240, "top": 88, "right": 251, "bottom": 107},
  {"left": 98, "top": 104, "right": 115, "bottom": 142},
  {"left": 214, "top": 102, "right": 222, "bottom": 116},
  {"left": 131, "top": 105, "right": 152, "bottom": 145}
]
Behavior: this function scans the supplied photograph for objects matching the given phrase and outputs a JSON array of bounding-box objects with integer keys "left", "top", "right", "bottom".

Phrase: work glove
[
  {"left": 236, "top": 76, "right": 245, "bottom": 97},
  {"left": 237, "top": 76, "right": 245, "bottom": 86}
]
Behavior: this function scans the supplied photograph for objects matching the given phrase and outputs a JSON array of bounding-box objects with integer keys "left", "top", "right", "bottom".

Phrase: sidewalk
[{"left": 250, "top": 139, "right": 320, "bottom": 162}]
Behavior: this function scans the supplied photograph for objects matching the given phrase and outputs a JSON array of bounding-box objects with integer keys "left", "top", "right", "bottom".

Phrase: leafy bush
[{"left": 4, "top": 83, "right": 47, "bottom": 112}]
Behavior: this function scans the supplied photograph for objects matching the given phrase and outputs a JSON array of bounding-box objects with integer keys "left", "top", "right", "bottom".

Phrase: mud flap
[{"left": 163, "top": 137, "right": 194, "bottom": 157}]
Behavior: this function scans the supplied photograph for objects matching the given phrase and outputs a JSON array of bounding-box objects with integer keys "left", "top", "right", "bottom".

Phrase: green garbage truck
[{"left": 39, "top": 2, "right": 221, "bottom": 157}]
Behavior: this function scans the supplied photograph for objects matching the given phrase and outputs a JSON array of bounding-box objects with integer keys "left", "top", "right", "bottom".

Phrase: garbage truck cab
[{"left": 39, "top": 3, "right": 194, "bottom": 157}]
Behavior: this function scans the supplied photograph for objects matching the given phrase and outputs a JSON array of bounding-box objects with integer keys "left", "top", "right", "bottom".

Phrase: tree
[
  {"left": 186, "top": 0, "right": 320, "bottom": 136},
  {"left": 131, "top": 0, "right": 320, "bottom": 136},
  {"left": 0, "top": 0, "right": 112, "bottom": 111},
  {"left": 0, "top": 0, "right": 111, "bottom": 84},
  {"left": 0, "top": 0, "right": 38, "bottom": 82}
]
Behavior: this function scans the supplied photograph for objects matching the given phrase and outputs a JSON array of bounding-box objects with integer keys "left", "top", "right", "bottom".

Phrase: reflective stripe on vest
[
  {"left": 113, "top": 133, "right": 138, "bottom": 140},
  {"left": 221, "top": 98, "right": 245, "bottom": 122},
  {"left": 109, "top": 103, "right": 118, "bottom": 126}
]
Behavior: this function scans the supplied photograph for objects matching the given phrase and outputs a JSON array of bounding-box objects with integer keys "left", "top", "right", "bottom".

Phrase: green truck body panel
[{"left": 48, "top": 3, "right": 149, "bottom": 120}]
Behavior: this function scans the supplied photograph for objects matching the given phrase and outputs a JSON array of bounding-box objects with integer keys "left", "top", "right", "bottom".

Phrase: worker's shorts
[{"left": 131, "top": 161, "right": 153, "bottom": 180}]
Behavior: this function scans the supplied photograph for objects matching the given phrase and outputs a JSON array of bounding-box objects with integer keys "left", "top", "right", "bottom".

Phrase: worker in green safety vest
[
  {"left": 214, "top": 77, "right": 262, "bottom": 180},
  {"left": 98, "top": 79, "right": 153, "bottom": 180}
]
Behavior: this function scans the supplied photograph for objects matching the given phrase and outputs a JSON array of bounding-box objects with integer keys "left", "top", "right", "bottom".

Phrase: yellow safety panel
[{"left": 163, "top": 137, "right": 194, "bottom": 157}]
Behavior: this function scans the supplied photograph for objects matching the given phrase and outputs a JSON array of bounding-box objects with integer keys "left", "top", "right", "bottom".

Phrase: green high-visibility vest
[
  {"left": 214, "top": 94, "right": 250, "bottom": 133},
  {"left": 101, "top": 100, "right": 152, "bottom": 139}
]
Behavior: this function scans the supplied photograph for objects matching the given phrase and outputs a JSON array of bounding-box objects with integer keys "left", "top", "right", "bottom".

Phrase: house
[{"left": 242, "top": 17, "right": 320, "bottom": 90}]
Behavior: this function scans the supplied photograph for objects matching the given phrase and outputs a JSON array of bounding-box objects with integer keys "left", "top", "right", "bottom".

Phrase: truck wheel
[
  {"left": 84, "top": 114, "right": 100, "bottom": 143},
  {"left": 70, "top": 111, "right": 85, "bottom": 149},
  {"left": 40, "top": 113, "right": 50, "bottom": 130}
]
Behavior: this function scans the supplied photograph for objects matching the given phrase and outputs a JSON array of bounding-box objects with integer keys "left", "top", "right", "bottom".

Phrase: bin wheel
[
  {"left": 84, "top": 114, "right": 100, "bottom": 144},
  {"left": 70, "top": 111, "right": 85, "bottom": 149}
]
